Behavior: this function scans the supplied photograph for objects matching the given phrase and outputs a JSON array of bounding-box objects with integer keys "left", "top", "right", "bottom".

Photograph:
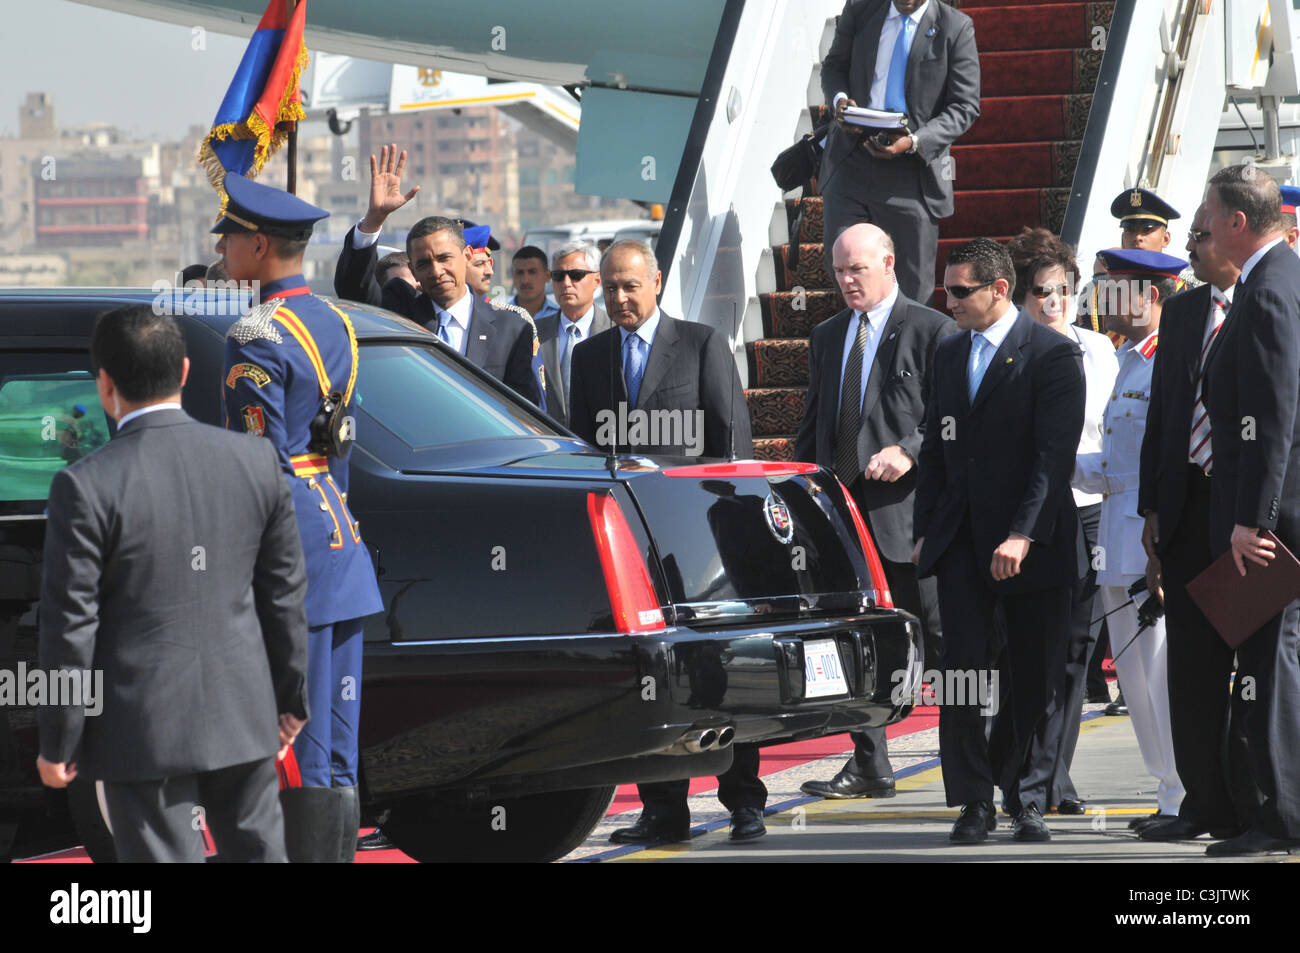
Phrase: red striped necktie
[{"left": 1188, "top": 292, "right": 1227, "bottom": 474}]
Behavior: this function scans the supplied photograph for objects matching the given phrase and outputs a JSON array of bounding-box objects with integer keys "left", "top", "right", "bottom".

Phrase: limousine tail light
[
  {"left": 838, "top": 482, "right": 894, "bottom": 610},
  {"left": 587, "top": 491, "right": 667, "bottom": 633}
]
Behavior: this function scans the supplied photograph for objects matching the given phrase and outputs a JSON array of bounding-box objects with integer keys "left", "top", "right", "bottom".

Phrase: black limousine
[{"left": 0, "top": 288, "right": 921, "bottom": 862}]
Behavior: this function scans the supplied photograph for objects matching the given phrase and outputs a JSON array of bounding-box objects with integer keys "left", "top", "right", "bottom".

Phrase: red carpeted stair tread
[
  {"left": 774, "top": 244, "right": 833, "bottom": 293},
  {"left": 746, "top": 387, "right": 808, "bottom": 437},
  {"left": 786, "top": 197, "right": 823, "bottom": 244},
  {"left": 965, "top": 94, "right": 1092, "bottom": 144},
  {"left": 941, "top": 188, "right": 1070, "bottom": 237},
  {"left": 965, "top": 4, "right": 1093, "bottom": 51},
  {"left": 748, "top": 338, "right": 810, "bottom": 388},
  {"left": 761, "top": 289, "right": 844, "bottom": 338},
  {"left": 950, "top": 141, "right": 1081, "bottom": 189},
  {"left": 753, "top": 437, "right": 795, "bottom": 462},
  {"left": 786, "top": 196, "right": 825, "bottom": 242},
  {"left": 980, "top": 48, "right": 1103, "bottom": 97}
]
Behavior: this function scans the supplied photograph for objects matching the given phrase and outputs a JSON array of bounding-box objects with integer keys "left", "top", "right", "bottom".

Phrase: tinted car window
[
  {"left": 355, "top": 343, "right": 553, "bottom": 454},
  {"left": 0, "top": 354, "right": 107, "bottom": 502}
]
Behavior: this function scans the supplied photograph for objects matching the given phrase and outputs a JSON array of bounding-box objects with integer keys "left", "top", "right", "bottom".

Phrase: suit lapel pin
[
  {"left": 926, "top": 27, "right": 936, "bottom": 37},
  {"left": 1005, "top": 357, "right": 1013, "bottom": 364},
  {"left": 889, "top": 331, "right": 897, "bottom": 340},
  {"left": 479, "top": 334, "right": 488, "bottom": 341}
]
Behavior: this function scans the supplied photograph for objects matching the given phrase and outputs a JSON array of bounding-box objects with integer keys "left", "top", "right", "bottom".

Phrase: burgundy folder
[{"left": 1186, "top": 530, "right": 1300, "bottom": 649}]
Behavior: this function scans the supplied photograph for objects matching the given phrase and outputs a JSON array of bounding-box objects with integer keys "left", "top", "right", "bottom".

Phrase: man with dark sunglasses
[
  {"left": 1112, "top": 187, "right": 1180, "bottom": 253},
  {"left": 534, "top": 240, "right": 611, "bottom": 426},
  {"left": 912, "top": 238, "right": 1085, "bottom": 844}
]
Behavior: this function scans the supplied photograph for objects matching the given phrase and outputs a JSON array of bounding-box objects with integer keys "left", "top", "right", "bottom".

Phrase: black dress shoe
[
  {"left": 1050, "top": 798, "right": 1086, "bottom": 816},
  {"left": 950, "top": 801, "right": 997, "bottom": 844},
  {"left": 1128, "top": 812, "right": 1177, "bottom": 831},
  {"left": 1138, "top": 817, "right": 1240, "bottom": 842},
  {"left": 729, "top": 806, "right": 767, "bottom": 841},
  {"left": 356, "top": 827, "right": 394, "bottom": 851},
  {"left": 1205, "top": 828, "right": 1300, "bottom": 857},
  {"left": 608, "top": 813, "right": 690, "bottom": 844},
  {"left": 1012, "top": 805, "right": 1052, "bottom": 842},
  {"left": 800, "top": 769, "right": 896, "bottom": 799}
]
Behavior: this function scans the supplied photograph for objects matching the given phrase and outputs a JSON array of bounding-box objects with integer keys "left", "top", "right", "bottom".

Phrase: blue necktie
[
  {"left": 624, "top": 334, "right": 646, "bottom": 407},
  {"left": 562, "top": 322, "right": 580, "bottom": 407},
  {"left": 884, "top": 15, "right": 914, "bottom": 114},
  {"left": 968, "top": 334, "right": 989, "bottom": 404},
  {"left": 437, "top": 312, "right": 454, "bottom": 349}
]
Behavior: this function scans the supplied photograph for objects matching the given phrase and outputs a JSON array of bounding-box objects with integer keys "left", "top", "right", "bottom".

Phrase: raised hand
[{"left": 362, "top": 143, "right": 421, "bottom": 232}]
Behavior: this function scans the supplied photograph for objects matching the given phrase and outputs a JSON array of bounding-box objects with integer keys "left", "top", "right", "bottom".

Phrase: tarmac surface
[{"left": 567, "top": 704, "right": 1300, "bottom": 863}]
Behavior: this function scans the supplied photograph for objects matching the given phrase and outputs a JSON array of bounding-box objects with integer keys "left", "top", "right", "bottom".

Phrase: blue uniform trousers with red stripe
[{"left": 292, "top": 618, "right": 365, "bottom": 787}]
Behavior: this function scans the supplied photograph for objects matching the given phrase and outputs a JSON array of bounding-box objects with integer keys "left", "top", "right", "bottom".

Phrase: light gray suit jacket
[
  {"left": 535, "top": 305, "right": 612, "bottom": 427},
  {"left": 37, "top": 408, "right": 309, "bottom": 783}
]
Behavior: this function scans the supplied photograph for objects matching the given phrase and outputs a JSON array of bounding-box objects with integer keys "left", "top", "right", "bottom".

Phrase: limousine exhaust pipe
[
  {"left": 680, "top": 729, "right": 719, "bottom": 754},
  {"left": 715, "top": 726, "right": 735, "bottom": 750}
]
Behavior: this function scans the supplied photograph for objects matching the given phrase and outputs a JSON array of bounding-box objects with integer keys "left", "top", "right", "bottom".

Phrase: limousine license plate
[{"left": 804, "top": 638, "right": 849, "bottom": 698}]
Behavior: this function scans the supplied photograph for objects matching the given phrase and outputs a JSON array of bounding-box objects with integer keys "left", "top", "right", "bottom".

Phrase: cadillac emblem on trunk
[{"left": 763, "top": 492, "right": 795, "bottom": 544}]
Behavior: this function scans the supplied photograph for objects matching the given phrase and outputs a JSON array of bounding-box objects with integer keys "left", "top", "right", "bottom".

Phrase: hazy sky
[{"left": 0, "top": 1, "right": 273, "bottom": 142}]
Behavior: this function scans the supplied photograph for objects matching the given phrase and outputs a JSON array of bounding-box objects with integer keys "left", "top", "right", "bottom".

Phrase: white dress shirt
[
  {"left": 972, "top": 301, "right": 1019, "bottom": 353},
  {"left": 117, "top": 401, "right": 182, "bottom": 430},
  {"left": 435, "top": 290, "right": 474, "bottom": 355},
  {"left": 618, "top": 308, "right": 662, "bottom": 357},
  {"left": 1239, "top": 236, "right": 1285, "bottom": 284},
  {"left": 559, "top": 304, "right": 597, "bottom": 363},
  {"left": 836, "top": 285, "right": 898, "bottom": 418},
  {"left": 352, "top": 221, "right": 381, "bottom": 248}
]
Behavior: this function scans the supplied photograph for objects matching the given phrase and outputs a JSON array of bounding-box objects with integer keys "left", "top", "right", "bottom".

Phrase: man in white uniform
[{"left": 1074, "top": 248, "right": 1185, "bottom": 822}]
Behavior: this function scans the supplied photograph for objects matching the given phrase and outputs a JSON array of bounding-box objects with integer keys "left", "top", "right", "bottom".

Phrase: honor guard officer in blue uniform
[
  {"left": 215, "top": 172, "right": 383, "bottom": 863},
  {"left": 1112, "top": 188, "right": 1181, "bottom": 253},
  {"left": 1281, "top": 185, "right": 1300, "bottom": 250}
]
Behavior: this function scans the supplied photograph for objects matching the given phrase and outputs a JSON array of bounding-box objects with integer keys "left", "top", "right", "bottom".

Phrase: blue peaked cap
[{"left": 212, "top": 172, "right": 328, "bottom": 240}]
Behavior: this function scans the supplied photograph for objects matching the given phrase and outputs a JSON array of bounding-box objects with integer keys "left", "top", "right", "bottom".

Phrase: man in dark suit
[
  {"left": 536, "top": 240, "right": 611, "bottom": 428},
  {"left": 36, "top": 305, "right": 309, "bottom": 862},
  {"left": 794, "top": 222, "right": 953, "bottom": 800},
  {"left": 912, "top": 238, "right": 1085, "bottom": 843},
  {"left": 568, "top": 239, "right": 760, "bottom": 842},
  {"left": 1137, "top": 202, "right": 1256, "bottom": 844},
  {"left": 820, "top": 0, "right": 980, "bottom": 304},
  {"left": 1194, "top": 165, "right": 1300, "bottom": 856},
  {"left": 568, "top": 241, "right": 752, "bottom": 460},
  {"left": 333, "top": 145, "right": 541, "bottom": 404}
]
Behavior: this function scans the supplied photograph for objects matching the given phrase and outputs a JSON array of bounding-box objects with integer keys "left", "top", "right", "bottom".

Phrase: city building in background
[{"left": 0, "top": 80, "right": 647, "bottom": 291}]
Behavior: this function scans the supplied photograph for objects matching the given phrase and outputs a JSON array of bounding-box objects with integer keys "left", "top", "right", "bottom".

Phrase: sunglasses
[
  {"left": 550, "top": 269, "right": 596, "bottom": 283},
  {"left": 1030, "top": 283, "right": 1071, "bottom": 299},
  {"left": 946, "top": 279, "right": 995, "bottom": 299},
  {"left": 1187, "top": 227, "right": 1211, "bottom": 244},
  {"left": 1121, "top": 220, "right": 1163, "bottom": 233}
]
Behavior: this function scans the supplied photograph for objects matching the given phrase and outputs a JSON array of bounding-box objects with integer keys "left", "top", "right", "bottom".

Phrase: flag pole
[{"left": 285, "top": 0, "right": 299, "bottom": 194}]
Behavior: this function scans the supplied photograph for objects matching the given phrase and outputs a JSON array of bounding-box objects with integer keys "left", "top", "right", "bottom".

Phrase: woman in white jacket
[{"left": 1004, "top": 228, "right": 1118, "bottom": 818}]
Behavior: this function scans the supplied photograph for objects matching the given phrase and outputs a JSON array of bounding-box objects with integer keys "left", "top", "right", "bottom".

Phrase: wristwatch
[{"left": 906, "top": 134, "right": 919, "bottom": 155}]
